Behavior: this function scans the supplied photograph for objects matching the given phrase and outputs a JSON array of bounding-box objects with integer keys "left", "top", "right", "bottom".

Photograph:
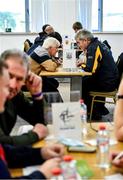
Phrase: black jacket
[
  {"left": 0, "top": 144, "right": 46, "bottom": 179},
  {"left": 0, "top": 91, "right": 45, "bottom": 146},
  {"left": 83, "top": 38, "right": 119, "bottom": 89}
]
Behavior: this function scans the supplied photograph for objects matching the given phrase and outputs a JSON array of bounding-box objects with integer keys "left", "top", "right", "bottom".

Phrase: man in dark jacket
[
  {"left": 27, "top": 30, "right": 62, "bottom": 55},
  {"left": 0, "top": 49, "right": 48, "bottom": 146},
  {"left": 0, "top": 143, "right": 64, "bottom": 179},
  {"left": 75, "top": 29, "right": 119, "bottom": 119},
  {"left": 0, "top": 59, "right": 64, "bottom": 179}
]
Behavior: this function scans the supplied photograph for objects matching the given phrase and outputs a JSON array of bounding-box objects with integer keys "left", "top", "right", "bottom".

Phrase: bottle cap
[
  {"left": 51, "top": 167, "right": 62, "bottom": 176},
  {"left": 99, "top": 124, "right": 106, "bottom": 130},
  {"left": 63, "top": 155, "right": 73, "bottom": 162},
  {"left": 80, "top": 99, "right": 84, "bottom": 104}
]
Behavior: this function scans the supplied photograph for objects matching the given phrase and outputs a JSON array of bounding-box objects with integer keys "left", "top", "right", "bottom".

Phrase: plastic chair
[
  {"left": 89, "top": 52, "right": 123, "bottom": 121},
  {"left": 89, "top": 90, "right": 117, "bottom": 121},
  {"left": 23, "top": 39, "right": 33, "bottom": 52}
]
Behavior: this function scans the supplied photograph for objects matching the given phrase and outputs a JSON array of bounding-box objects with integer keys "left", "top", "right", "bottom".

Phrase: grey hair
[
  {"left": 0, "top": 61, "right": 8, "bottom": 76},
  {"left": 42, "top": 37, "right": 60, "bottom": 49},
  {"left": 75, "top": 29, "right": 94, "bottom": 41},
  {"left": 0, "top": 49, "right": 30, "bottom": 73}
]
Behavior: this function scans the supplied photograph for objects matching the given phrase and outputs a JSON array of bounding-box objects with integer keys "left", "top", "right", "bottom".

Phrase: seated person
[
  {"left": 27, "top": 25, "right": 62, "bottom": 55},
  {"left": 33, "top": 24, "right": 51, "bottom": 47},
  {"left": 0, "top": 59, "right": 64, "bottom": 179},
  {"left": 75, "top": 29, "right": 119, "bottom": 119},
  {"left": 44, "top": 25, "right": 54, "bottom": 35},
  {"left": 30, "top": 37, "right": 63, "bottom": 99},
  {"left": 34, "top": 24, "right": 50, "bottom": 43},
  {"left": 72, "top": 22, "right": 83, "bottom": 52},
  {"left": 1, "top": 143, "right": 64, "bottom": 179},
  {"left": 72, "top": 21, "right": 83, "bottom": 33},
  {"left": 114, "top": 79, "right": 123, "bottom": 141},
  {"left": 0, "top": 49, "right": 48, "bottom": 146}
]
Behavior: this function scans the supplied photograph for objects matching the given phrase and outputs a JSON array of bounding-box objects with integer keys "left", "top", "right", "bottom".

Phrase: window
[
  {"left": 92, "top": 0, "right": 123, "bottom": 32},
  {"left": 92, "top": 0, "right": 99, "bottom": 31},
  {"left": 0, "top": 0, "right": 26, "bottom": 32},
  {"left": 103, "top": 0, "right": 123, "bottom": 31}
]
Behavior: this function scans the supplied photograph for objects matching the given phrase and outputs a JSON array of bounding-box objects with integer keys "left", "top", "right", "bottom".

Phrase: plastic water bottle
[
  {"left": 63, "top": 35, "right": 70, "bottom": 49},
  {"left": 96, "top": 124, "right": 110, "bottom": 169},
  {"left": 71, "top": 39, "right": 75, "bottom": 49},
  {"left": 80, "top": 99, "right": 87, "bottom": 138},
  {"left": 51, "top": 167, "right": 62, "bottom": 180},
  {"left": 61, "top": 155, "right": 77, "bottom": 180}
]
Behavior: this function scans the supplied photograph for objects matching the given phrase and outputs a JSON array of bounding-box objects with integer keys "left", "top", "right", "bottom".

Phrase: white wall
[
  {"left": 30, "top": 0, "right": 77, "bottom": 37},
  {"left": 47, "top": 0, "right": 77, "bottom": 36},
  {"left": 0, "top": 33, "right": 37, "bottom": 53},
  {"left": 94, "top": 32, "right": 123, "bottom": 61},
  {"left": 0, "top": 32, "right": 122, "bottom": 61}
]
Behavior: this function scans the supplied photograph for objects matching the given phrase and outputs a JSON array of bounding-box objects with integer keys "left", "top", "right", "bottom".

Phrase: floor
[{"left": 11, "top": 82, "right": 114, "bottom": 135}]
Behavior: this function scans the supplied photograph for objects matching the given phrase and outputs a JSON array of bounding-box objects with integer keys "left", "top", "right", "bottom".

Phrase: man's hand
[
  {"left": 110, "top": 152, "right": 123, "bottom": 168},
  {"left": 56, "top": 58, "right": 63, "bottom": 65},
  {"left": 25, "top": 71, "right": 42, "bottom": 98},
  {"left": 76, "top": 59, "right": 84, "bottom": 67},
  {"left": 38, "top": 158, "right": 61, "bottom": 179},
  {"left": 41, "top": 144, "right": 65, "bottom": 160},
  {"left": 32, "top": 124, "right": 48, "bottom": 139}
]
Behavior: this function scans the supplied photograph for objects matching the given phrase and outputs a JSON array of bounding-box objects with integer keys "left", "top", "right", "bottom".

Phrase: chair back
[
  {"left": 23, "top": 39, "right": 33, "bottom": 52},
  {"left": 116, "top": 52, "right": 123, "bottom": 88}
]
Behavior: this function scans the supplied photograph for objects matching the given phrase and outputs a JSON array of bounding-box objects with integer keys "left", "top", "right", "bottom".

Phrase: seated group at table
[
  {"left": 0, "top": 49, "right": 122, "bottom": 177},
  {"left": 0, "top": 23, "right": 123, "bottom": 178},
  {"left": 27, "top": 24, "right": 119, "bottom": 120}
]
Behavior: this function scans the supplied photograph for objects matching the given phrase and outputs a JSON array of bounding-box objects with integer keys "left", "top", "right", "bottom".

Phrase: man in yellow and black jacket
[{"left": 75, "top": 29, "right": 119, "bottom": 119}]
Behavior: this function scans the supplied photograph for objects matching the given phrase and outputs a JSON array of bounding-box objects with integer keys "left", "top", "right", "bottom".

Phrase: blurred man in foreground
[
  {"left": 0, "top": 57, "right": 64, "bottom": 179},
  {"left": 0, "top": 49, "right": 48, "bottom": 146}
]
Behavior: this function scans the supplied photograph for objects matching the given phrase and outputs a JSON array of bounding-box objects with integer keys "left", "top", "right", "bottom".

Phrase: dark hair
[
  {"left": 0, "top": 61, "right": 8, "bottom": 76},
  {"left": 49, "top": 32, "right": 62, "bottom": 44},
  {"left": 42, "top": 24, "right": 50, "bottom": 32},
  {"left": 72, "top": 22, "right": 83, "bottom": 30}
]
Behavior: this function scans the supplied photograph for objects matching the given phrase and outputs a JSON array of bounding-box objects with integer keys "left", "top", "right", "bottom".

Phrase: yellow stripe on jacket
[{"left": 92, "top": 46, "right": 102, "bottom": 73}]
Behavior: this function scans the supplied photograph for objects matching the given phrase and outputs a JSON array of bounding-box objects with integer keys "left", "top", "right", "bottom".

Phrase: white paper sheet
[
  {"left": 105, "top": 173, "right": 123, "bottom": 180},
  {"left": 17, "top": 125, "right": 33, "bottom": 135},
  {"left": 23, "top": 165, "right": 39, "bottom": 176},
  {"left": 52, "top": 102, "right": 82, "bottom": 141},
  {"left": 85, "top": 139, "right": 117, "bottom": 146}
]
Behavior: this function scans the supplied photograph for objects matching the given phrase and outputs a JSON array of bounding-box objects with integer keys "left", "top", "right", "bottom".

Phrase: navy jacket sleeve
[
  {"left": 0, "top": 158, "right": 46, "bottom": 179},
  {"left": 3, "top": 144, "right": 45, "bottom": 168},
  {"left": 83, "top": 39, "right": 102, "bottom": 73},
  {"left": 16, "top": 171, "right": 46, "bottom": 179}
]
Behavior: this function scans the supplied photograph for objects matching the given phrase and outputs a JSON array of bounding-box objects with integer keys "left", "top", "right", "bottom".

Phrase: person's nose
[{"left": 9, "top": 78, "right": 17, "bottom": 89}]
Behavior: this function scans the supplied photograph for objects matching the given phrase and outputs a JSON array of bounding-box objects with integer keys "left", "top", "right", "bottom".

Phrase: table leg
[{"left": 70, "top": 77, "right": 82, "bottom": 101}]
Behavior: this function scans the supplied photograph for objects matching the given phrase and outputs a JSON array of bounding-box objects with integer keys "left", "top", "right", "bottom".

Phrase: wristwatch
[{"left": 116, "top": 94, "right": 123, "bottom": 101}]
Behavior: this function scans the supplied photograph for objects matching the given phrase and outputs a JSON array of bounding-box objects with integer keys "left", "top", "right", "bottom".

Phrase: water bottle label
[
  {"left": 97, "top": 138, "right": 109, "bottom": 153},
  {"left": 80, "top": 109, "right": 86, "bottom": 115}
]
